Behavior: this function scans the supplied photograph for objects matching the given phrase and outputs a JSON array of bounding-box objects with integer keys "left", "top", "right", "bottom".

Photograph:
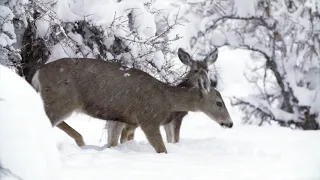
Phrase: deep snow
[
  {"left": 56, "top": 115, "right": 320, "bottom": 180},
  {"left": 0, "top": 65, "right": 62, "bottom": 180}
]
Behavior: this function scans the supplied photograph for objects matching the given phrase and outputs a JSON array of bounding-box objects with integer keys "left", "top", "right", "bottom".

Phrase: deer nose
[{"left": 220, "top": 122, "right": 233, "bottom": 128}]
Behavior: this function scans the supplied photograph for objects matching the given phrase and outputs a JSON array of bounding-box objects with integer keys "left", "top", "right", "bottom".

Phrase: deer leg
[
  {"left": 172, "top": 118, "right": 183, "bottom": 143},
  {"left": 127, "top": 125, "right": 138, "bottom": 141},
  {"left": 140, "top": 123, "right": 167, "bottom": 153},
  {"left": 127, "top": 131, "right": 134, "bottom": 141},
  {"left": 57, "top": 121, "right": 85, "bottom": 147},
  {"left": 42, "top": 89, "right": 85, "bottom": 146},
  {"left": 107, "top": 121, "right": 124, "bottom": 148},
  {"left": 163, "top": 122, "right": 174, "bottom": 143},
  {"left": 120, "top": 124, "right": 130, "bottom": 144},
  {"left": 120, "top": 124, "right": 138, "bottom": 144}
]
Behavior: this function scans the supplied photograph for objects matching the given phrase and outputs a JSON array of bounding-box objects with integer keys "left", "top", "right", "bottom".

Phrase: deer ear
[
  {"left": 178, "top": 48, "right": 192, "bottom": 65},
  {"left": 204, "top": 48, "right": 218, "bottom": 66},
  {"left": 197, "top": 78, "right": 210, "bottom": 95}
]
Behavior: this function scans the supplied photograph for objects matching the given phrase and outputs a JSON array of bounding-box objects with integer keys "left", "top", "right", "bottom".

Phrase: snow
[
  {"left": 233, "top": 0, "right": 257, "bottom": 17},
  {"left": 55, "top": 0, "right": 82, "bottom": 22},
  {"left": 48, "top": 42, "right": 83, "bottom": 63},
  {"left": 0, "top": 5, "right": 16, "bottom": 47},
  {"left": 127, "top": 1, "right": 157, "bottom": 38},
  {"left": 0, "top": 65, "right": 62, "bottom": 180},
  {"left": 209, "top": 30, "right": 227, "bottom": 47},
  {"left": 52, "top": 0, "right": 157, "bottom": 40},
  {"left": 51, "top": 48, "right": 320, "bottom": 180},
  {"left": 167, "top": 4, "right": 203, "bottom": 50},
  {"left": 35, "top": 18, "right": 51, "bottom": 38},
  {"left": 153, "top": 50, "right": 165, "bottom": 69},
  {"left": 306, "top": 0, "right": 320, "bottom": 12},
  {"left": 55, "top": 114, "right": 320, "bottom": 180}
]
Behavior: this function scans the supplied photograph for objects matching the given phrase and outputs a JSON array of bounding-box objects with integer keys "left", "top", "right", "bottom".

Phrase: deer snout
[{"left": 220, "top": 122, "right": 233, "bottom": 128}]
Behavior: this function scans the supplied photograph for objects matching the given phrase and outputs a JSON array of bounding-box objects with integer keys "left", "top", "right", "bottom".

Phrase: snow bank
[{"left": 0, "top": 65, "right": 62, "bottom": 180}]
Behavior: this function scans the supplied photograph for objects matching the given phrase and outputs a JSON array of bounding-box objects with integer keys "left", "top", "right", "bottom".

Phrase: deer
[
  {"left": 32, "top": 50, "right": 233, "bottom": 153},
  {"left": 108, "top": 48, "right": 220, "bottom": 147}
]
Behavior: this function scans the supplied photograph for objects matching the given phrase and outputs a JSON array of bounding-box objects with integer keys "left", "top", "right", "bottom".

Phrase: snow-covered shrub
[
  {"left": 0, "top": 64, "right": 62, "bottom": 180},
  {"left": 15, "top": 0, "right": 185, "bottom": 85},
  {"left": 0, "top": 4, "right": 22, "bottom": 69}
]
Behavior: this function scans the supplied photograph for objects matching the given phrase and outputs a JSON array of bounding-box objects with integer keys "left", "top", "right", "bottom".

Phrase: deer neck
[{"left": 166, "top": 86, "right": 201, "bottom": 112}]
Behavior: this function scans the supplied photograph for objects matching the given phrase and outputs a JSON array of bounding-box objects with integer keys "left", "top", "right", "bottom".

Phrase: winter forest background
[{"left": 1, "top": 0, "right": 320, "bottom": 129}]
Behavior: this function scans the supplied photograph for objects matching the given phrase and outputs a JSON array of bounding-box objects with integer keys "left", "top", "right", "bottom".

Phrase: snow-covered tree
[
  {"left": 0, "top": 0, "right": 26, "bottom": 70},
  {"left": 13, "top": 0, "right": 187, "bottom": 84},
  {"left": 0, "top": 0, "right": 193, "bottom": 86},
  {"left": 175, "top": 0, "right": 320, "bottom": 129}
]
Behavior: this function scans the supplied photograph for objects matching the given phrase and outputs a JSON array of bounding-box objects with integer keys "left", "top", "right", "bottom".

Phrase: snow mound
[{"left": 0, "top": 65, "right": 62, "bottom": 180}]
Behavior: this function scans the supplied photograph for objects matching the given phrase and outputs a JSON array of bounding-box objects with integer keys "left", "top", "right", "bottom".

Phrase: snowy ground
[
  {"left": 53, "top": 48, "right": 320, "bottom": 180},
  {"left": 56, "top": 114, "right": 320, "bottom": 180}
]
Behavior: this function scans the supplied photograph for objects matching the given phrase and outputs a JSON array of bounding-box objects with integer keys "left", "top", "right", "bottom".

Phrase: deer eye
[
  {"left": 194, "top": 70, "right": 199, "bottom": 73},
  {"left": 216, "top": 101, "right": 223, "bottom": 107}
]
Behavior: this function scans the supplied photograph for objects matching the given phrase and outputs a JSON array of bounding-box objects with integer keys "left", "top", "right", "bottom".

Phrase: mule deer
[
  {"left": 32, "top": 54, "right": 233, "bottom": 153},
  {"left": 110, "top": 48, "right": 220, "bottom": 146}
]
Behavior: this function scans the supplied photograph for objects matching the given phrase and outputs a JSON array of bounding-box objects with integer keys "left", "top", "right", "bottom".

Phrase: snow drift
[{"left": 0, "top": 65, "right": 62, "bottom": 180}]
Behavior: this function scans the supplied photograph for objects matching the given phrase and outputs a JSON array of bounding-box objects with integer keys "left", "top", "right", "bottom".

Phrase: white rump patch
[{"left": 31, "top": 70, "right": 41, "bottom": 92}]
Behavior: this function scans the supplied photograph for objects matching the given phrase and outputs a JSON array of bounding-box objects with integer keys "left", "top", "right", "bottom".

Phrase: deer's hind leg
[
  {"left": 42, "top": 91, "right": 84, "bottom": 146},
  {"left": 57, "top": 121, "right": 85, "bottom": 146},
  {"left": 120, "top": 124, "right": 138, "bottom": 144}
]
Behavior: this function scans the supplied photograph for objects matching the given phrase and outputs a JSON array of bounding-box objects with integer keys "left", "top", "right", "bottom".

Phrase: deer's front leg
[{"left": 140, "top": 122, "right": 167, "bottom": 154}]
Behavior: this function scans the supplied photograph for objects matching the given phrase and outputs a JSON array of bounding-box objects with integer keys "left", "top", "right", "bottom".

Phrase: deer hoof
[{"left": 76, "top": 140, "right": 86, "bottom": 147}]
